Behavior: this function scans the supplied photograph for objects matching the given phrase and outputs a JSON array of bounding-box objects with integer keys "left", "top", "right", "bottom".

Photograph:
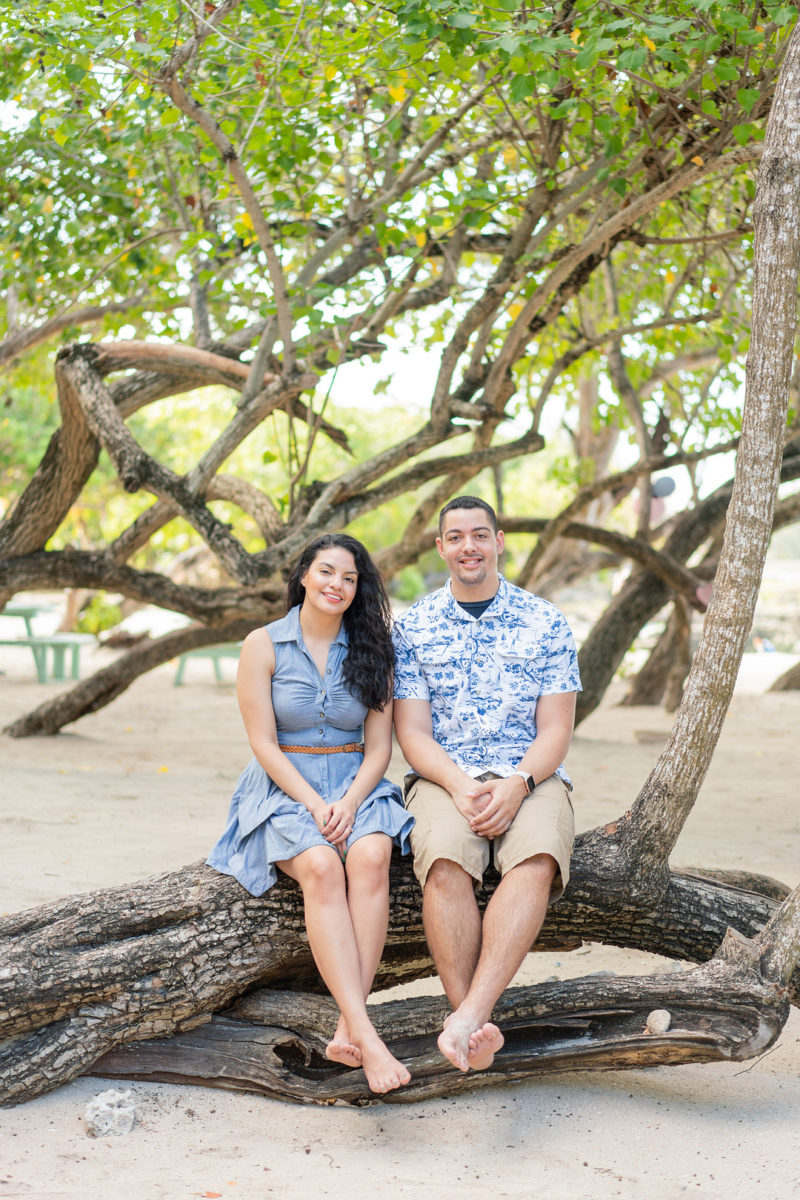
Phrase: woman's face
[{"left": 300, "top": 546, "right": 359, "bottom": 617}]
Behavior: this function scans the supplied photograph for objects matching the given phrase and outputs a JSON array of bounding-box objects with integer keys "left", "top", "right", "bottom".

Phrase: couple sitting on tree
[{"left": 207, "top": 495, "right": 581, "bottom": 1094}]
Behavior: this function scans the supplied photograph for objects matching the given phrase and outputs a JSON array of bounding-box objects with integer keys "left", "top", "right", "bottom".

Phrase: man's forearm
[
  {"left": 515, "top": 694, "right": 576, "bottom": 785},
  {"left": 398, "top": 729, "right": 474, "bottom": 796}
]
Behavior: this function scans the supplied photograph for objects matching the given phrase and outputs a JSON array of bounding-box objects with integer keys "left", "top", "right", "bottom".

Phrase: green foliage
[
  {"left": 75, "top": 593, "right": 122, "bottom": 635},
  {"left": 1, "top": 0, "right": 795, "bottom": 564}
]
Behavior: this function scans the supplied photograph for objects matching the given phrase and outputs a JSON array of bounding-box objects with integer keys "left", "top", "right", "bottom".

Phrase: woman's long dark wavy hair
[{"left": 286, "top": 533, "right": 394, "bottom": 711}]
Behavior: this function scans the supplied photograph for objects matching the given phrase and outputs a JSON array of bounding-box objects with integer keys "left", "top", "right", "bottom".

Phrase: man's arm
[
  {"left": 469, "top": 691, "right": 577, "bottom": 838},
  {"left": 394, "top": 697, "right": 491, "bottom": 822}
]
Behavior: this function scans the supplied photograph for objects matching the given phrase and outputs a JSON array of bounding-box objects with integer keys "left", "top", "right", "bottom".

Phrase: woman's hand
[{"left": 320, "top": 797, "right": 358, "bottom": 848}]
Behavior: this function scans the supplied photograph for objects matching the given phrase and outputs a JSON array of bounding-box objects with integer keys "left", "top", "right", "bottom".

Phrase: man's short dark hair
[{"left": 438, "top": 495, "right": 498, "bottom": 535}]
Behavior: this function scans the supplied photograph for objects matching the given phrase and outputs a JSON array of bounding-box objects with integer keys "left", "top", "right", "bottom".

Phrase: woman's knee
[
  {"left": 345, "top": 835, "right": 391, "bottom": 887},
  {"left": 294, "top": 846, "right": 345, "bottom": 894}
]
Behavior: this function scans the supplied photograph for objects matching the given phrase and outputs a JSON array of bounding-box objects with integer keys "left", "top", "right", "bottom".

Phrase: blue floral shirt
[{"left": 392, "top": 576, "right": 581, "bottom": 785}]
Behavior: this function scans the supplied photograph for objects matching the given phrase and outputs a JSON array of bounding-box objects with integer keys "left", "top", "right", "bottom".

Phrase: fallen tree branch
[{"left": 1, "top": 837, "right": 796, "bottom": 1106}]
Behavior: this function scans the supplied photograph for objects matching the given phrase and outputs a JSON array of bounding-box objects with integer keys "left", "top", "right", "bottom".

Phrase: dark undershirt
[{"left": 456, "top": 595, "right": 496, "bottom": 620}]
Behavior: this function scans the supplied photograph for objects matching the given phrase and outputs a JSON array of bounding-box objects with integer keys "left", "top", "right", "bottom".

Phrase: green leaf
[
  {"left": 449, "top": 12, "right": 478, "bottom": 28},
  {"left": 63, "top": 63, "right": 86, "bottom": 84},
  {"left": 617, "top": 46, "right": 646, "bottom": 71},
  {"left": 510, "top": 74, "right": 537, "bottom": 101},
  {"left": 736, "top": 87, "right": 761, "bottom": 115},
  {"left": 734, "top": 123, "right": 758, "bottom": 144}
]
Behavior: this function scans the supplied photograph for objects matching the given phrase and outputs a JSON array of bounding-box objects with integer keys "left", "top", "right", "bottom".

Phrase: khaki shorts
[{"left": 404, "top": 772, "right": 575, "bottom": 902}]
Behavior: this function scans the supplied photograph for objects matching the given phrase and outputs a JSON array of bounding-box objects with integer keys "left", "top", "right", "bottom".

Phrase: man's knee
[
  {"left": 508, "top": 852, "right": 558, "bottom": 889},
  {"left": 424, "top": 856, "right": 476, "bottom": 897}
]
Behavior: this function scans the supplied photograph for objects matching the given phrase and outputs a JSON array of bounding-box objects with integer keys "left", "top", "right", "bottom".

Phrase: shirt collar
[{"left": 442, "top": 574, "right": 508, "bottom": 620}]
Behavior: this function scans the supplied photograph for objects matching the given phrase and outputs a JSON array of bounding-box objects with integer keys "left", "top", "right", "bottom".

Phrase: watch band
[{"left": 512, "top": 769, "right": 536, "bottom": 795}]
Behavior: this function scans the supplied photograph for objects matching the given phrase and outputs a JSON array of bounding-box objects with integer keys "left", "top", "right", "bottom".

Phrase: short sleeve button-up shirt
[{"left": 392, "top": 576, "right": 581, "bottom": 785}]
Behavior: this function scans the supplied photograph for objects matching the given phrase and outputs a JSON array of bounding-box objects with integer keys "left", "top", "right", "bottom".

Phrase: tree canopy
[{"left": 1, "top": 0, "right": 799, "bottom": 734}]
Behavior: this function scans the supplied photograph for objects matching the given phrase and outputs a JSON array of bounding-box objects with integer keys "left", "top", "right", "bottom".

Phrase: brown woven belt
[{"left": 279, "top": 742, "right": 364, "bottom": 755}]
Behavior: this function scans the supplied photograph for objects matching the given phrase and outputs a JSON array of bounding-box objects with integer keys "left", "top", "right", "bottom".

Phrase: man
[{"left": 392, "top": 496, "right": 580, "bottom": 1072}]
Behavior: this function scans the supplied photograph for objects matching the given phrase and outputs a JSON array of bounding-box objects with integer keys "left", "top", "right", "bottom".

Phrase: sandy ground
[{"left": 1, "top": 639, "right": 799, "bottom": 1200}]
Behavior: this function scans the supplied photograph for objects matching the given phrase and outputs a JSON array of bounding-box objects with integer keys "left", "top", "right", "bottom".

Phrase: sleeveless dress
[{"left": 207, "top": 605, "right": 413, "bottom": 896}]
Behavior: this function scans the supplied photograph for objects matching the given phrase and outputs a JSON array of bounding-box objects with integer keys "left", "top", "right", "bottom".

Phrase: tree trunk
[
  {"left": 768, "top": 661, "right": 800, "bottom": 691},
  {"left": 623, "top": 597, "right": 693, "bottom": 709}
]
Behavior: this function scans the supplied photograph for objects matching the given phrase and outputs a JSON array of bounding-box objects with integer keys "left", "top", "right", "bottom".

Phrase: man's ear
[
  {"left": 496, "top": 530, "right": 505, "bottom": 555},
  {"left": 435, "top": 536, "right": 445, "bottom": 559}
]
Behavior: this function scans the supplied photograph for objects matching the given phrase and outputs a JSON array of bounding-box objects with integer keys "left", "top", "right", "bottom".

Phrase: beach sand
[{"left": 1, "top": 644, "right": 799, "bottom": 1200}]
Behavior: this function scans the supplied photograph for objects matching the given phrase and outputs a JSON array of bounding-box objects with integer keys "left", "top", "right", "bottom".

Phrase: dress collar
[{"left": 271, "top": 603, "right": 349, "bottom": 646}]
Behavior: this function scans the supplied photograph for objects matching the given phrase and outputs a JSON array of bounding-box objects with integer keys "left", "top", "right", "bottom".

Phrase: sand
[{"left": 1, "top": 642, "right": 799, "bottom": 1200}]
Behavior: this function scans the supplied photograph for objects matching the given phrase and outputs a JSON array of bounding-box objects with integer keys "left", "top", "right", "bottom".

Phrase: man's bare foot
[
  {"left": 357, "top": 1029, "right": 411, "bottom": 1094},
  {"left": 467, "top": 1022, "right": 504, "bottom": 1071},
  {"left": 437, "top": 1013, "right": 474, "bottom": 1072},
  {"left": 325, "top": 1015, "right": 362, "bottom": 1068}
]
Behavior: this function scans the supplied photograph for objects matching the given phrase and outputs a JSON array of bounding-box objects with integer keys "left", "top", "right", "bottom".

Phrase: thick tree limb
[
  {"left": 89, "top": 957, "right": 788, "bottom": 1105},
  {"left": 0, "top": 550, "right": 281, "bottom": 621},
  {"left": 0, "top": 843, "right": 796, "bottom": 1106},
  {"left": 2, "top": 621, "right": 261, "bottom": 738}
]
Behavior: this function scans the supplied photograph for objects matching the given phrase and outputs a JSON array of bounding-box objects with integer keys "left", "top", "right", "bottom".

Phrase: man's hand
[
  {"left": 449, "top": 782, "right": 493, "bottom": 826},
  {"left": 468, "top": 774, "right": 528, "bottom": 838}
]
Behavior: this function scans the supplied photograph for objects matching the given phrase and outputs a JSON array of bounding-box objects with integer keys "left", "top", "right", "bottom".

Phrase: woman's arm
[{"left": 236, "top": 628, "right": 329, "bottom": 830}]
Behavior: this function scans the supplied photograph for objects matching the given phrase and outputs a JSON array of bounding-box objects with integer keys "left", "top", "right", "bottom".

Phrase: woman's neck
[{"left": 298, "top": 602, "right": 343, "bottom": 644}]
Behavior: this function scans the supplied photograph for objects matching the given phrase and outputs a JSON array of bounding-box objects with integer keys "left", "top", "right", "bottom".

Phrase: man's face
[{"left": 436, "top": 508, "right": 504, "bottom": 597}]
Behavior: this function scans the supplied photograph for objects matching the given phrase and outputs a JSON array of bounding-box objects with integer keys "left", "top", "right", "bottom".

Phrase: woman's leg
[
  {"left": 328, "top": 833, "right": 392, "bottom": 1061},
  {"left": 277, "top": 844, "right": 410, "bottom": 1093}
]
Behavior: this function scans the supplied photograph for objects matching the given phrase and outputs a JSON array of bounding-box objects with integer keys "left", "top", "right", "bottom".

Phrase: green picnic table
[{"left": 0, "top": 605, "right": 94, "bottom": 682}]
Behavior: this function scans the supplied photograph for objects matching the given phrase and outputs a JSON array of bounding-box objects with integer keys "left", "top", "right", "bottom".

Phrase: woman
[{"left": 207, "top": 534, "right": 413, "bottom": 1094}]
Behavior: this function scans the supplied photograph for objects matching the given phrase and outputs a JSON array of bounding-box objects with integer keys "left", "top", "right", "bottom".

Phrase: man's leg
[
  {"left": 437, "top": 852, "right": 556, "bottom": 1072},
  {"left": 405, "top": 777, "right": 489, "bottom": 1006},
  {"left": 422, "top": 858, "right": 482, "bottom": 1008}
]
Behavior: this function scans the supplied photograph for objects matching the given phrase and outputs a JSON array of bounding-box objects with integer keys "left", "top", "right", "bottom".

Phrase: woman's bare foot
[
  {"left": 326, "top": 1027, "right": 362, "bottom": 1068},
  {"left": 357, "top": 1028, "right": 411, "bottom": 1093},
  {"left": 467, "top": 1022, "right": 504, "bottom": 1071}
]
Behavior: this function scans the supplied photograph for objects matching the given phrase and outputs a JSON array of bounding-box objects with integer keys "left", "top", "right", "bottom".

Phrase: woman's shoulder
[
  {"left": 264, "top": 606, "right": 301, "bottom": 643},
  {"left": 240, "top": 625, "right": 277, "bottom": 668}
]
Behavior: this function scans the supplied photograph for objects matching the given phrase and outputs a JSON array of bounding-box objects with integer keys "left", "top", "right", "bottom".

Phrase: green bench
[
  {"left": 174, "top": 642, "right": 242, "bottom": 686},
  {"left": 0, "top": 633, "right": 95, "bottom": 683}
]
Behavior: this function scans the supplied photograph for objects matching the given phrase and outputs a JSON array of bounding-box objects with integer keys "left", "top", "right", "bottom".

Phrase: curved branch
[
  {"left": 0, "top": 295, "right": 159, "bottom": 370},
  {"left": 2, "top": 619, "right": 263, "bottom": 739},
  {"left": 517, "top": 439, "right": 739, "bottom": 585},
  {"left": 0, "top": 549, "right": 282, "bottom": 621}
]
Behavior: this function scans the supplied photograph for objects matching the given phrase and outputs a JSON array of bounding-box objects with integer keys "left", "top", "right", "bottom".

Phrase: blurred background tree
[{"left": 1, "top": 0, "right": 799, "bottom": 733}]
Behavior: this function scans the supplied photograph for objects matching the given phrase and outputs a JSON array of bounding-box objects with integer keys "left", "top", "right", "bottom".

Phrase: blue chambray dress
[{"left": 207, "top": 605, "right": 413, "bottom": 896}]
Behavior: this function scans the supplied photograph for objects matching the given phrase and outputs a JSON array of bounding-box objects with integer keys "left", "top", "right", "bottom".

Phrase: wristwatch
[{"left": 511, "top": 769, "right": 536, "bottom": 795}]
